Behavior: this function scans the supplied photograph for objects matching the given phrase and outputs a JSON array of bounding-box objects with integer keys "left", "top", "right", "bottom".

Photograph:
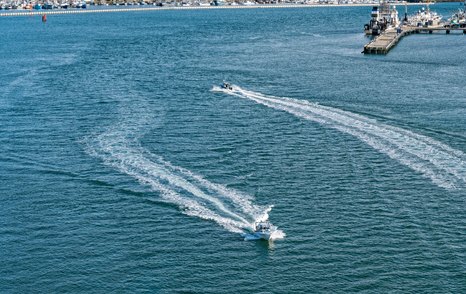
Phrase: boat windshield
[{"left": 255, "top": 222, "right": 271, "bottom": 231}]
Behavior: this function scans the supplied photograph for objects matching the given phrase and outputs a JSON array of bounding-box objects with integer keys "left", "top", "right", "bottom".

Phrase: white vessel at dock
[
  {"left": 408, "top": 4, "right": 442, "bottom": 28},
  {"left": 364, "top": 1, "right": 400, "bottom": 36},
  {"left": 446, "top": 1, "right": 465, "bottom": 28}
]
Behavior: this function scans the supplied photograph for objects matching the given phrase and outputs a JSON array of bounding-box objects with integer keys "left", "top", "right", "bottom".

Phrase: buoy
[{"left": 42, "top": 14, "right": 47, "bottom": 23}]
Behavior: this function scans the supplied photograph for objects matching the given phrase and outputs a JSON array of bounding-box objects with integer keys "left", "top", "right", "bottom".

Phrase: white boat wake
[
  {"left": 214, "top": 85, "right": 466, "bottom": 190},
  {"left": 85, "top": 124, "right": 284, "bottom": 239}
]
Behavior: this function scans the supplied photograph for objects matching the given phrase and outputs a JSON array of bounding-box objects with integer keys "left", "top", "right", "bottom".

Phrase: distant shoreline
[{"left": 0, "top": 3, "right": 429, "bottom": 17}]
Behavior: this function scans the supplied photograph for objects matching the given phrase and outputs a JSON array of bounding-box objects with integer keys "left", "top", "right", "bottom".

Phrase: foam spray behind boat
[
  {"left": 85, "top": 96, "right": 284, "bottom": 240},
  {"left": 216, "top": 85, "right": 466, "bottom": 190}
]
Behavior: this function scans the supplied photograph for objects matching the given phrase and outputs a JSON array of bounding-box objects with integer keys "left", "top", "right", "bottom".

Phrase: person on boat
[{"left": 222, "top": 82, "right": 232, "bottom": 90}]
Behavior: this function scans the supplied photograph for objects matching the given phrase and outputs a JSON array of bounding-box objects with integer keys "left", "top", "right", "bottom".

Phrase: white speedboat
[
  {"left": 242, "top": 206, "right": 283, "bottom": 241},
  {"left": 251, "top": 221, "right": 278, "bottom": 241}
]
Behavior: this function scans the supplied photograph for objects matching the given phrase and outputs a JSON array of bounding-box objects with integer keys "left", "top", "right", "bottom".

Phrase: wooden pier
[{"left": 363, "top": 26, "right": 466, "bottom": 55}]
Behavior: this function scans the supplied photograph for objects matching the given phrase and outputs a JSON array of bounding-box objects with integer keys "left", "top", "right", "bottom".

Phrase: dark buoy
[{"left": 42, "top": 14, "right": 47, "bottom": 23}]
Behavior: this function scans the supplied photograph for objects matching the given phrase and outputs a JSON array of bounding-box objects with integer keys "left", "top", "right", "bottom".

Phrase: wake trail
[
  {"left": 84, "top": 125, "right": 275, "bottom": 235},
  {"left": 215, "top": 85, "right": 466, "bottom": 190}
]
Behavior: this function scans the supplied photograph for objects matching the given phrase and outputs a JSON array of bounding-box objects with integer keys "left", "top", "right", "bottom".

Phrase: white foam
[
  {"left": 272, "top": 230, "right": 286, "bottom": 240},
  {"left": 84, "top": 121, "right": 280, "bottom": 236},
  {"left": 224, "top": 86, "right": 466, "bottom": 190}
]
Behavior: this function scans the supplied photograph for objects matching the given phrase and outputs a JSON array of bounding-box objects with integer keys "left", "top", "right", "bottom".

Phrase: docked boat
[
  {"left": 446, "top": 2, "right": 465, "bottom": 28},
  {"left": 408, "top": 5, "right": 442, "bottom": 28},
  {"left": 364, "top": 1, "right": 400, "bottom": 36}
]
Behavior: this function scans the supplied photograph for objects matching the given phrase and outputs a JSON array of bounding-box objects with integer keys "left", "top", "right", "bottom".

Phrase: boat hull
[{"left": 254, "top": 230, "right": 279, "bottom": 240}]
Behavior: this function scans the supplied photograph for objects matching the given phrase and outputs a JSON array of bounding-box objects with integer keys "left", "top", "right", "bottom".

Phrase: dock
[{"left": 364, "top": 26, "right": 466, "bottom": 55}]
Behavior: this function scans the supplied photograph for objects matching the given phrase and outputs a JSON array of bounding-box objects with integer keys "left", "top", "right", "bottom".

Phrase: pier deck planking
[{"left": 363, "top": 25, "right": 466, "bottom": 54}]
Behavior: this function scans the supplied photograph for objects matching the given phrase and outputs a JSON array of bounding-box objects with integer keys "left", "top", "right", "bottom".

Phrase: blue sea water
[{"left": 1, "top": 4, "right": 466, "bottom": 292}]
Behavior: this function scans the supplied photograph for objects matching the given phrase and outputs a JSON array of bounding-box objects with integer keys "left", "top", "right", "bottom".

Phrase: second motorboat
[{"left": 221, "top": 81, "right": 233, "bottom": 90}]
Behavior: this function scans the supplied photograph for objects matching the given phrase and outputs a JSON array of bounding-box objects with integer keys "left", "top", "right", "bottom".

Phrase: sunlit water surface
[{"left": 1, "top": 4, "right": 466, "bottom": 292}]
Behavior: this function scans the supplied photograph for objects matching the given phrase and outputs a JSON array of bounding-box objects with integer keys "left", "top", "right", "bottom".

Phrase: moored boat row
[
  {"left": 363, "top": 0, "right": 466, "bottom": 36},
  {"left": 0, "top": 1, "right": 87, "bottom": 9},
  {"left": 363, "top": 1, "right": 466, "bottom": 55}
]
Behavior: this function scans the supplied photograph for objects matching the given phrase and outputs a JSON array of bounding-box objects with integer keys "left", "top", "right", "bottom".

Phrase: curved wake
[
  {"left": 85, "top": 124, "right": 283, "bottom": 236},
  {"left": 214, "top": 85, "right": 466, "bottom": 190}
]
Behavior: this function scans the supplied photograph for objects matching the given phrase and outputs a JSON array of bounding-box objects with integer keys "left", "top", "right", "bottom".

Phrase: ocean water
[{"left": 1, "top": 4, "right": 466, "bottom": 292}]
